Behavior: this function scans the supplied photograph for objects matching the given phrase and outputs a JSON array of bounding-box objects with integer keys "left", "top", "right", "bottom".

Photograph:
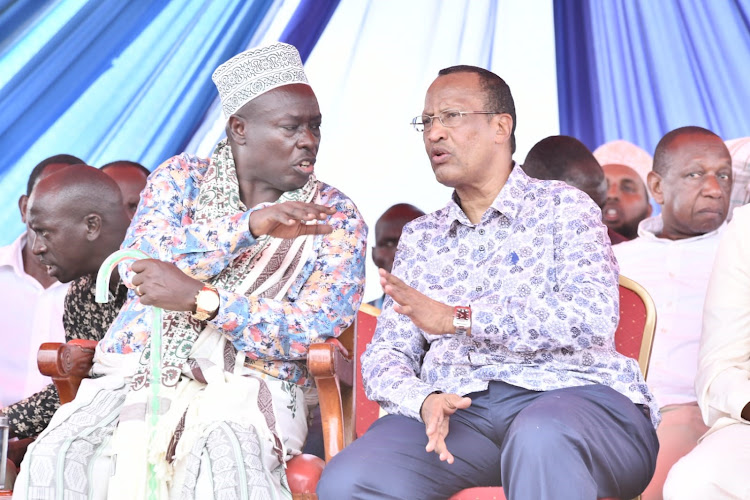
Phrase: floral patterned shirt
[
  {"left": 6, "top": 274, "right": 128, "bottom": 438},
  {"left": 362, "top": 166, "right": 660, "bottom": 428},
  {"left": 98, "top": 153, "right": 368, "bottom": 386}
]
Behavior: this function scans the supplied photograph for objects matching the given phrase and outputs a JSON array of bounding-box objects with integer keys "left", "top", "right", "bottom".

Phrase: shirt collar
[
  {"left": 636, "top": 214, "right": 726, "bottom": 242},
  {"left": 0, "top": 233, "right": 27, "bottom": 270},
  {"left": 445, "top": 162, "right": 528, "bottom": 228}
]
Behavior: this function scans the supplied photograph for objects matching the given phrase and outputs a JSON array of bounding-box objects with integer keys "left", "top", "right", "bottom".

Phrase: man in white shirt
[
  {"left": 0, "top": 154, "right": 83, "bottom": 407},
  {"left": 663, "top": 203, "right": 750, "bottom": 500},
  {"left": 613, "top": 126, "right": 733, "bottom": 500}
]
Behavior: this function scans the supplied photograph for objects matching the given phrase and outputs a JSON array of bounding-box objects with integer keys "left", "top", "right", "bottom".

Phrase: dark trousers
[{"left": 317, "top": 381, "right": 658, "bottom": 500}]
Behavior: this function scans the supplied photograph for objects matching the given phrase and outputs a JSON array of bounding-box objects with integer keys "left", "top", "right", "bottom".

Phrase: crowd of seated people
[{"left": 2, "top": 41, "right": 749, "bottom": 500}]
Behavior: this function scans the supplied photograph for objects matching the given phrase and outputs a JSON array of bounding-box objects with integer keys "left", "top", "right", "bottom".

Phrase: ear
[
  {"left": 84, "top": 214, "right": 102, "bottom": 241},
  {"left": 18, "top": 195, "right": 28, "bottom": 224},
  {"left": 227, "top": 114, "right": 247, "bottom": 145},
  {"left": 493, "top": 114, "right": 513, "bottom": 146},
  {"left": 647, "top": 171, "right": 664, "bottom": 205}
]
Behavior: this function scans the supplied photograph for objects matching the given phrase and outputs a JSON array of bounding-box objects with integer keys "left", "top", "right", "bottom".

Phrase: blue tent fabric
[
  {"left": 280, "top": 0, "right": 341, "bottom": 61},
  {"left": 555, "top": 0, "right": 750, "bottom": 154},
  {"left": 0, "top": 0, "right": 341, "bottom": 244}
]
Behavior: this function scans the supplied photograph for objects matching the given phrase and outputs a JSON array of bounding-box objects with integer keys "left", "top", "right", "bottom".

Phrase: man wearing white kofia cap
[{"left": 13, "top": 42, "right": 367, "bottom": 500}]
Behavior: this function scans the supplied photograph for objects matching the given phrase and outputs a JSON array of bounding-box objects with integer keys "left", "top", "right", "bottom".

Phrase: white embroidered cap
[
  {"left": 592, "top": 140, "right": 653, "bottom": 186},
  {"left": 212, "top": 42, "right": 309, "bottom": 119}
]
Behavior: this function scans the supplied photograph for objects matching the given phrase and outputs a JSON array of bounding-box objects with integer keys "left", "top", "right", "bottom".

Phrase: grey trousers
[{"left": 317, "top": 381, "right": 658, "bottom": 500}]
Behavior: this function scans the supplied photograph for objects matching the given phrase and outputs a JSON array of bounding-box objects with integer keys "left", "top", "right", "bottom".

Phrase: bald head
[
  {"left": 648, "top": 126, "right": 732, "bottom": 240},
  {"left": 373, "top": 203, "right": 425, "bottom": 273},
  {"left": 653, "top": 126, "right": 723, "bottom": 176},
  {"left": 101, "top": 160, "right": 150, "bottom": 219},
  {"left": 27, "top": 165, "right": 131, "bottom": 282},
  {"left": 523, "top": 136, "right": 607, "bottom": 207}
]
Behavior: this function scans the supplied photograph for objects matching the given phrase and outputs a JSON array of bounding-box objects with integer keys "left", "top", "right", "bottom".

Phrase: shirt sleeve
[
  {"left": 209, "top": 195, "right": 368, "bottom": 360},
  {"left": 118, "top": 155, "right": 259, "bottom": 285},
  {"left": 5, "top": 384, "right": 61, "bottom": 439},
  {"left": 696, "top": 206, "right": 750, "bottom": 426},
  {"left": 469, "top": 193, "right": 619, "bottom": 353},
  {"left": 361, "top": 232, "right": 436, "bottom": 421}
]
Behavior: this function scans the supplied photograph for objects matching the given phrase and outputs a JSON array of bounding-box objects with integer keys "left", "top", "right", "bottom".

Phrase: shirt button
[
  {"left": 479, "top": 229, "right": 485, "bottom": 235},
  {"left": 476, "top": 286, "right": 483, "bottom": 292},
  {"left": 479, "top": 245, "right": 485, "bottom": 251}
]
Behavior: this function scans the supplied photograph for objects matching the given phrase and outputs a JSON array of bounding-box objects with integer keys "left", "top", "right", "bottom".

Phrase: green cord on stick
[{"left": 96, "top": 249, "right": 162, "bottom": 500}]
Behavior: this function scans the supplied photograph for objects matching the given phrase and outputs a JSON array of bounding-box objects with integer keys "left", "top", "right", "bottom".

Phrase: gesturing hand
[
  {"left": 421, "top": 392, "right": 472, "bottom": 464},
  {"left": 130, "top": 259, "right": 203, "bottom": 312},
  {"left": 249, "top": 202, "right": 337, "bottom": 239},
  {"left": 380, "top": 268, "right": 455, "bottom": 336}
]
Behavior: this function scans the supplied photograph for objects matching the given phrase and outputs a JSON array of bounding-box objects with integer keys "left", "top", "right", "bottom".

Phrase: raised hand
[
  {"left": 421, "top": 392, "right": 472, "bottom": 464},
  {"left": 379, "top": 268, "right": 455, "bottom": 336},
  {"left": 249, "top": 201, "right": 336, "bottom": 239}
]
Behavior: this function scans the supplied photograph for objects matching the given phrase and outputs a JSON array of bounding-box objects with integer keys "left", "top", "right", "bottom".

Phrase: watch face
[
  {"left": 198, "top": 288, "right": 220, "bottom": 312},
  {"left": 453, "top": 306, "right": 471, "bottom": 329},
  {"left": 455, "top": 308, "right": 470, "bottom": 321}
]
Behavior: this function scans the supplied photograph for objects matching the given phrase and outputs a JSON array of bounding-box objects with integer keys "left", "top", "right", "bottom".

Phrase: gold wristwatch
[{"left": 192, "top": 284, "right": 220, "bottom": 321}]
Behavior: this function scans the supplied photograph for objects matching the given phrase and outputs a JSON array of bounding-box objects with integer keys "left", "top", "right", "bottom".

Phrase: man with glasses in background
[{"left": 318, "top": 65, "right": 659, "bottom": 500}]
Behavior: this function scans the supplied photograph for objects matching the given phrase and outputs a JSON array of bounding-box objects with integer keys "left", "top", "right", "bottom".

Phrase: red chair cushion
[{"left": 355, "top": 311, "right": 380, "bottom": 437}]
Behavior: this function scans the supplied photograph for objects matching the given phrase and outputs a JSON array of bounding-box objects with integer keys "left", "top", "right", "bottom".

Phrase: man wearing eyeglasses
[{"left": 318, "top": 66, "right": 659, "bottom": 500}]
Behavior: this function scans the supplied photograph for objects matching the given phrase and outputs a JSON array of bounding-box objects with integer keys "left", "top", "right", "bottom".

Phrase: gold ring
[{"left": 136, "top": 285, "right": 143, "bottom": 296}]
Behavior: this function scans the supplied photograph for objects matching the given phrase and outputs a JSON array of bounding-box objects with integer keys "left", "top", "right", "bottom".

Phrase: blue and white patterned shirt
[{"left": 362, "top": 166, "right": 660, "bottom": 428}]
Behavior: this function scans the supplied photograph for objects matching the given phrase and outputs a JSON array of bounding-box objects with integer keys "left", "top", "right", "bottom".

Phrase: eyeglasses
[{"left": 411, "top": 109, "right": 501, "bottom": 132}]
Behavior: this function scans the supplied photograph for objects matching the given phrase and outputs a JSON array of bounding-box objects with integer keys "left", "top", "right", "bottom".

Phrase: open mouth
[
  {"left": 431, "top": 148, "right": 451, "bottom": 164},
  {"left": 295, "top": 159, "right": 315, "bottom": 174},
  {"left": 603, "top": 207, "right": 620, "bottom": 222}
]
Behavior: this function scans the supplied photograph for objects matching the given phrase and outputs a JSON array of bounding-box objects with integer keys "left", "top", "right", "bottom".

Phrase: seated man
[
  {"left": 594, "top": 139, "right": 658, "bottom": 216},
  {"left": 100, "top": 160, "right": 150, "bottom": 219},
  {"left": 14, "top": 42, "right": 367, "bottom": 500},
  {"left": 602, "top": 162, "right": 652, "bottom": 241},
  {"left": 522, "top": 134, "right": 628, "bottom": 244},
  {"left": 3, "top": 165, "right": 132, "bottom": 470},
  {"left": 613, "top": 126, "right": 733, "bottom": 500},
  {"left": 0, "top": 154, "right": 82, "bottom": 407},
  {"left": 725, "top": 136, "right": 750, "bottom": 220},
  {"left": 318, "top": 65, "right": 658, "bottom": 500},
  {"left": 662, "top": 203, "right": 750, "bottom": 500},
  {"left": 369, "top": 203, "right": 425, "bottom": 308}
]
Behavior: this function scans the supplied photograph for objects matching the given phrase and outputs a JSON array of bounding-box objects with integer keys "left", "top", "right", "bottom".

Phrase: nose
[
  {"left": 606, "top": 180, "right": 618, "bottom": 200},
  {"left": 702, "top": 175, "right": 723, "bottom": 198},
  {"left": 30, "top": 233, "right": 45, "bottom": 256},
  {"left": 297, "top": 126, "right": 319, "bottom": 151},
  {"left": 424, "top": 119, "right": 448, "bottom": 143}
]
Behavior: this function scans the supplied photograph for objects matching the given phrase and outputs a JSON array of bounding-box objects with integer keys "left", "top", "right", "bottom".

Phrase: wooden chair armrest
[
  {"left": 308, "top": 340, "right": 354, "bottom": 462},
  {"left": 37, "top": 340, "right": 98, "bottom": 404}
]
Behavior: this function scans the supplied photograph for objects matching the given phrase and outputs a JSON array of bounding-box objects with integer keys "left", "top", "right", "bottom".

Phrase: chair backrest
[
  {"left": 354, "top": 304, "right": 380, "bottom": 438},
  {"left": 616, "top": 274, "right": 657, "bottom": 379}
]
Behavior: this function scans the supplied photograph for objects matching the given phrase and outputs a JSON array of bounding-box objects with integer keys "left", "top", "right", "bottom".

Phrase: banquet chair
[{"left": 312, "top": 276, "right": 656, "bottom": 500}]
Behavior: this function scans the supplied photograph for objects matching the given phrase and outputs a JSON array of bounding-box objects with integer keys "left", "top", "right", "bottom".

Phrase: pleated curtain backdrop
[
  {"left": 0, "top": 0, "right": 340, "bottom": 244},
  {"left": 554, "top": 0, "right": 750, "bottom": 154}
]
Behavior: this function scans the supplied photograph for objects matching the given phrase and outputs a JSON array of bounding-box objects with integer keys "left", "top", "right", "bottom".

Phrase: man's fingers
[
  {"left": 130, "top": 259, "right": 155, "bottom": 273},
  {"left": 298, "top": 223, "right": 334, "bottom": 235},
  {"left": 443, "top": 396, "right": 472, "bottom": 414},
  {"left": 392, "top": 303, "right": 412, "bottom": 316}
]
